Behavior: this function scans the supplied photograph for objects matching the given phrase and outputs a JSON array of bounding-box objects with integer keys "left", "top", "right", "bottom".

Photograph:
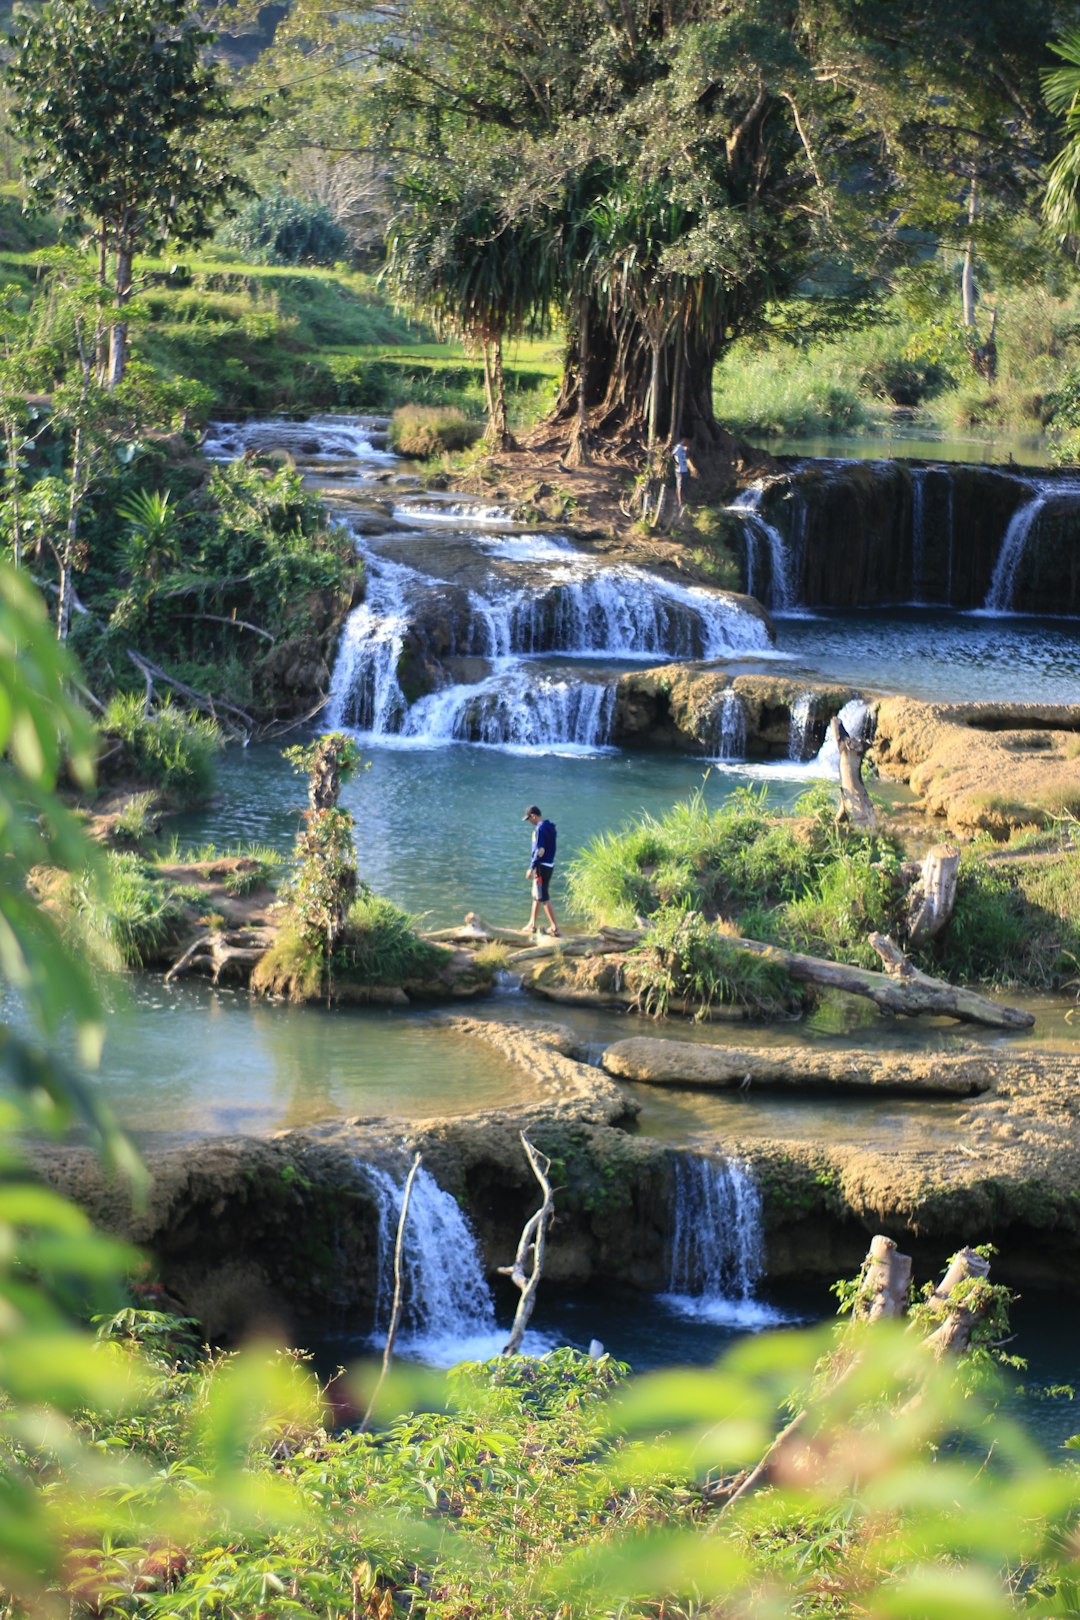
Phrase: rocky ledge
[
  {"left": 28, "top": 1017, "right": 1080, "bottom": 1339},
  {"left": 874, "top": 697, "right": 1080, "bottom": 835}
]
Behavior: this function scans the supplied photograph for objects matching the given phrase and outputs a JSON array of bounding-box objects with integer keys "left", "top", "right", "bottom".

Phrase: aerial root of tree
[
  {"left": 165, "top": 927, "right": 276, "bottom": 986},
  {"left": 715, "top": 1237, "right": 999, "bottom": 1511},
  {"left": 499, "top": 1134, "right": 555, "bottom": 1356}
]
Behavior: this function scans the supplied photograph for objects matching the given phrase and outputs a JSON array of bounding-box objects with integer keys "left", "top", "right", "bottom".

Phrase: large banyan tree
[{"left": 321, "top": 0, "right": 1053, "bottom": 460}]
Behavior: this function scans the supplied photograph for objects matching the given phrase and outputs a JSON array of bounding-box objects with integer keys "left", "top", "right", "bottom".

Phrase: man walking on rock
[{"left": 523, "top": 804, "right": 560, "bottom": 936}]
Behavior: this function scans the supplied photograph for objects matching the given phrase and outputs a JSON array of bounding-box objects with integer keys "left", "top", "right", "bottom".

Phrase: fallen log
[{"left": 727, "top": 932, "right": 1033, "bottom": 1030}]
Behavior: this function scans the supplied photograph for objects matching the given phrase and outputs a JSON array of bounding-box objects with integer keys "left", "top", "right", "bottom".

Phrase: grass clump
[
  {"left": 389, "top": 404, "right": 483, "bottom": 457},
  {"left": 111, "top": 790, "right": 159, "bottom": 846},
  {"left": 628, "top": 905, "right": 798, "bottom": 1018},
  {"left": 54, "top": 852, "right": 189, "bottom": 969},
  {"left": 101, "top": 695, "right": 223, "bottom": 809},
  {"left": 336, "top": 891, "right": 445, "bottom": 985}
]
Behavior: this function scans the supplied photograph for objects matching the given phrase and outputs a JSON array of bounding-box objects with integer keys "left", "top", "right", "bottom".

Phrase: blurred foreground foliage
[{"left": 1, "top": 560, "right": 1079, "bottom": 1618}]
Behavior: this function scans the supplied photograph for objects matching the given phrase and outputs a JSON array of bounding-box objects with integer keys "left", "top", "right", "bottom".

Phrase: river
[{"left": 77, "top": 414, "right": 1080, "bottom": 1430}]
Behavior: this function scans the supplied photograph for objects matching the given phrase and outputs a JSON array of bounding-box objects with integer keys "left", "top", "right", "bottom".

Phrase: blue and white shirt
[{"left": 531, "top": 818, "right": 557, "bottom": 870}]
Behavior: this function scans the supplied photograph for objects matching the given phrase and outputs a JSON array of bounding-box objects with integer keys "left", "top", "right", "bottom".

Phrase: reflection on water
[{"left": 88, "top": 977, "right": 533, "bottom": 1142}]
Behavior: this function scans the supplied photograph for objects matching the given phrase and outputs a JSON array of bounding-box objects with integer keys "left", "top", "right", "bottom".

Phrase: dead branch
[
  {"left": 499, "top": 1133, "right": 555, "bottom": 1356},
  {"left": 361, "top": 1152, "right": 422, "bottom": 1431},
  {"left": 126, "top": 649, "right": 254, "bottom": 738},
  {"left": 172, "top": 612, "right": 276, "bottom": 643},
  {"left": 832, "top": 714, "right": 876, "bottom": 829}
]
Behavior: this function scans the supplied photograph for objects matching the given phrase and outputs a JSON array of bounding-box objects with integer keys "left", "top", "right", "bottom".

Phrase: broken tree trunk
[
  {"left": 854, "top": 1235, "right": 913, "bottom": 1323},
  {"left": 923, "top": 1246, "right": 993, "bottom": 1359},
  {"left": 904, "top": 845, "right": 960, "bottom": 947},
  {"left": 833, "top": 715, "right": 876, "bottom": 829},
  {"left": 500, "top": 1134, "right": 555, "bottom": 1356}
]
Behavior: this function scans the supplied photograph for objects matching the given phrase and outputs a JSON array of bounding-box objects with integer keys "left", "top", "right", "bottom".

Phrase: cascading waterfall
[
  {"left": 661, "top": 1154, "right": 784, "bottom": 1327},
  {"left": 363, "top": 1162, "right": 501, "bottom": 1364},
  {"left": 787, "top": 692, "right": 816, "bottom": 761},
  {"left": 981, "top": 489, "right": 1047, "bottom": 613},
  {"left": 726, "top": 484, "right": 796, "bottom": 614},
  {"left": 327, "top": 526, "right": 773, "bottom": 748},
  {"left": 202, "top": 414, "right": 391, "bottom": 465},
  {"left": 405, "top": 670, "right": 616, "bottom": 750},
  {"left": 709, "top": 687, "right": 747, "bottom": 761}
]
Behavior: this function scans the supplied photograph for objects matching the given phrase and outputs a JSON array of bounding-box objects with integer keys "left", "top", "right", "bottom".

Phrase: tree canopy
[
  {"left": 288, "top": 0, "right": 1056, "bottom": 458},
  {"left": 7, "top": 0, "right": 254, "bottom": 385}
]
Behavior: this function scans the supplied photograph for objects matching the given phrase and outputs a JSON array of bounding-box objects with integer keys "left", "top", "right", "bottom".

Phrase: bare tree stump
[
  {"left": 832, "top": 715, "right": 876, "bottom": 830},
  {"left": 905, "top": 845, "right": 960, "bottom": 946},
  {"left": 499, "top": 1134, "right": 555, "bottom": 1356},
  {"left": 165, "top": 927, "right": 275, "bottom": 986},
  {"left": 923, "top": 1247, "right": 993, "bottom": 1359},
  {"left": 855, "top": 1235, "right": 913, "bottom": 1322}
]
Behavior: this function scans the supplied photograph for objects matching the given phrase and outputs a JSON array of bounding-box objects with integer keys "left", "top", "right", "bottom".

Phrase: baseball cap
[{"left": 522, "top": 804, "right": 541, "bottom": 820}]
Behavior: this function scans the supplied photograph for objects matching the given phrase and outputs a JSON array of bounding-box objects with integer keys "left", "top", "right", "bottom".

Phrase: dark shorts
[{"left": 532, "top": 864, "right": 554, "bottom": 902}]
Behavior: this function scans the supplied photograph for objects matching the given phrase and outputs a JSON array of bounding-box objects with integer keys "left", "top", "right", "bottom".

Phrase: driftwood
[
  {"left": 165, "top": 926, "right": 275, "bottom": 986},
  {"left": 732, "top": 932, "right": 1034, "bottom": 1030},
  {"left": 499, "top": 1134, "right": 555, "bottom": 1356},
  {"left": 361, "top": 1152, "right": 422, "bottom": 1431},
  {"left": 832, "top": 714, "right": 876, "bottom": 829},
  {"left": 173, "top": 611, "right": 275, "bottom": 643},
  {"left": 904, "top": 844, "right": 960, "bottom": 946}
]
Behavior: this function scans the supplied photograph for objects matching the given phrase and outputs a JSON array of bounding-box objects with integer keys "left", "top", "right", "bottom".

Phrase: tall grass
[
  {"left": 102, "top": 695, "right": 223, "bottom": 808},
  {"left": 55, "top": 852, "right": 189, "bottom": 969}
]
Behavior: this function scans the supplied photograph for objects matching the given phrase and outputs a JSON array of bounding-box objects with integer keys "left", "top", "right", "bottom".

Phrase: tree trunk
[
  {"left": 487, "top": 332, "right": 516, "bottom": 451},
  {"left": 961, "top": 177, "right": 977, "bottom": 330},
  {"left": 481, "top": 341, "right": 495, "bottom": 421},
  {"left": 361, "top": 1152, "right": 422, "bottom": 1430},
  {"left": 905, "top": 844, "right": 960, "bottom": 947},
  {"left": 5, "top": 418, "right": 22, "bottom": 570},
  {"left": 565, "top": 292, "right": 591, "bottom": 467},
  {"left": 833, "top": 715, "right": 876, "bottom": 829},
  {"left": 108, "top": 239, "right": 133, "bottom": 391},
  {"left": 923, "top": 1246, "right": 992, "bottom": 1358},
  {"left": 57, "top": 422, "right": 85, "bottom": 641}
]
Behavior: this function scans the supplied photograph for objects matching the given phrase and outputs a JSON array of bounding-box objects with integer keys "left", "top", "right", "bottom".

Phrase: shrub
[
  {"left": 389, "top": 404, "right": 482, "bottom": 457},
  {"left": 218, "top": 192, "right": 349, "bottom": 266},
  {"left": 111, "top": 790, "right": 159, "bottom": 846},
  {"left": 101, "top": 694, "right": 223, "bottom": 808}
]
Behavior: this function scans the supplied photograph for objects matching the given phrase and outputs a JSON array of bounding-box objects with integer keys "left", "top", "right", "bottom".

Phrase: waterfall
[
  {"left": 727, "top": 484, "right": 796, "bottom": 614},
  {"left": 910, "top": 469, "right": 927, "bottom": 604},
  {"left": 403, "top": 669, "right": 616, "bottom": 751},
  {"left": 787, "top": 691, "right": 816, "bottom": 762},
  {"left": 661, "top": 1154, "right": 784, "bottom": 1327},
  {"left": 325, "top": 553, "right": 417, "bottom": 732},
  {"left": 327, "top": 532, "right": 773, "bottom": 745},
  {"left": 981, "top": 490, "right": 1046, "bottom": 613},
  {"left": 202, "top": 414, "right": 391, "bottom": 464},
  {"left": 709, "top": 687, "right": 747, "bottom": 761},
  {"left": 363, "top": 1163, "right": 502, "bottom": 1365}
]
